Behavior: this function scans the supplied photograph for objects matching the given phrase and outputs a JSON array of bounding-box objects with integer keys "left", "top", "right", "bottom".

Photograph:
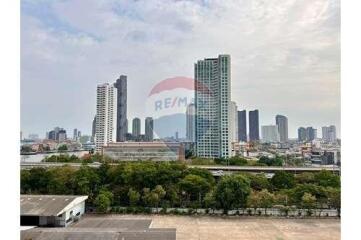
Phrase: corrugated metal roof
[{"left": 21, "top": 195, "right": 88, "bottom": 216}]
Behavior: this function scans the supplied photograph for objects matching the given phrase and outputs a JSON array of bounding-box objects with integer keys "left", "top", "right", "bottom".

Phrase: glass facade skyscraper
[
  {"left": 276, "top": 114, "right": 288, "bottom": 142},
  {"left": 114, "top": 75, "right": 127, "bottom": 142},
  {"left": 249, "top": 109, "right": 260, "bottom": 141},
  {"left": 145, "top": 117, "right": 154, "bottom": 141},
  {"left": 237, "top": 110, "right": 247, "bottom": 142}
]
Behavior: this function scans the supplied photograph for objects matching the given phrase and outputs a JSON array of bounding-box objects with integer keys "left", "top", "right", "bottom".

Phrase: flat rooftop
[{"left": 21, "top": 215, "right": 176, "bottom": 240}]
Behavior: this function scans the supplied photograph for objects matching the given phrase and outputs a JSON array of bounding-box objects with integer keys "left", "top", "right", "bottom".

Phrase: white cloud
[{"left": 21, "top": 0, "right": 340, "bottom": 137}]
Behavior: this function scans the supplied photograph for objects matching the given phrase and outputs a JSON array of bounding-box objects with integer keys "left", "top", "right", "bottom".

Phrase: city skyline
[{"left": 20, "top": 0, "right": 340, "bottom": 138}]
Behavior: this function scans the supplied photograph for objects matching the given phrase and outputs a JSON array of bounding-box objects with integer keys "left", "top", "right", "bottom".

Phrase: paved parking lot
[{"left": 114, "top": 214, "right": 340, "bottom": 240}]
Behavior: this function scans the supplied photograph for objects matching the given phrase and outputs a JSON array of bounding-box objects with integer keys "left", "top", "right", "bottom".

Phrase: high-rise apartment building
[
  {"left": 261, "top": 125, "right": 280, "bottom": 143},
  {"left": 145, "top": 117, "right": 154, "bottom": 141},
  {"left": 249, "top": 110, "right": 260, "bottom": 141},
  {"left": 237, "top": 110, "right": 247, "bottom": 142},
  {"left": 275, "top": 115, "right": 288, "bottom": 142},
  {"left": 230, "top": 101, "right": 238, "bottom": 143},
  {"left": 186, "top": 103, "right": 195, "bottom": 142},
  {"left": 73, "top": 128, "right": 78, "bottom": 140},
  {"left": 195, "top": 54, "right": 231, "bottom": 158},
  {"left": 132, "top": 118, "right": 141, "bottom": 138},
  {"left": 95, "top": 83, "right": 117, "bottom": 152},
  {"left": 322, "top": 125, "right": 337, "bottom": 142},
  {"left": 306, "top": 127, "right": 316, "bottom": 141},
  {"left": 114, "top": 75, "right": 127, "bottom": 142},
  {"left": 58, "top": 130, "right": 67, "bottom": 142},
  {"left": 91, "top": 115, "right": 96, "bottom": 142},
  {"left": 298, "top": 127, "right": 307, "bottom": 142}
]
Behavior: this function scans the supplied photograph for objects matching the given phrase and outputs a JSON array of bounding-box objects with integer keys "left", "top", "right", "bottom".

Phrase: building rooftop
[
  {"left": 21, "top": 195, "right": 88, "bottom": 216},
  {"left": 21, "top": 216, "right": 176, "bottom": 240}
]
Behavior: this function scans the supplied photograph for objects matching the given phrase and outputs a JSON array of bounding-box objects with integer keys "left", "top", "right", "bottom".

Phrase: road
[{"left": 20, "top": 162, "right": 340, "bottom": 175}]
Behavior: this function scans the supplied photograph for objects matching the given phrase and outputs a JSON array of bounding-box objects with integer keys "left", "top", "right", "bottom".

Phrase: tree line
[{"left": 21, "top": 162, "right": 340, "bottom": 215}]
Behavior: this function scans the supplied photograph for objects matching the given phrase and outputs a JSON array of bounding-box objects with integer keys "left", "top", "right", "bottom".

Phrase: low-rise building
[
  {"left": 102, "top": 142, "right": 185, "bottom": 161},
  {"left": 21, "top": 195, "right": 88, "bottom": 227}
]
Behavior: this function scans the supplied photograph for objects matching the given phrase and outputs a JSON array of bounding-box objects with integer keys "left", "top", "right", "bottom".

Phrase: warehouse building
[{"left": 21, "top": 195, "right": 88, "bottom": 227}]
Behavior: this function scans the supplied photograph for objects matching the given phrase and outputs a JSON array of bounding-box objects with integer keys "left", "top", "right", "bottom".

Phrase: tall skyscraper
[
  {"left": 132, "top": 118, "right": 141, "bottom": 138},
  {"left": 73, "top": 128, "right": 78, "bottom": 140},
  {"left": 186, "top": 103, "right": 195, "bottom": 142},
  {"left": 114, "top": 75, "right": 127, "bottom": 142},
  {"left": 249, "top": 110, "right": 260, "bottom": 141},
  {"left": 237, "top": 110, "right": 247, "bottom": 142},
  {"left": 195, "top": 54, "right": 231, "bottom": 158},
  {"left": 58, "top": 129, "right": 67, "bottom": 142},
  {"left": 322, "top": 125, "right": 337, "bottom": 142},
  {"left": 306, "top": 127, "right": 315, "bottom": 141},
  {"left": 298, "top": 127, "right": 307, "bottom": 142},
  {"left": 95, "top": 83, "right": 117, "bottom": 152},
  {"left": 92, "top": 115, "right": 96, "bottom": 142},
  {"left": 261, "top": 125, "right": 280, "bottom": 143},
  {"left": 275, "top": 115, "right": 288, "bottom": 142},
  {"left": 230, "top": 101, "right": 238, "bottom": 143},
  {"left": 145, "top": 117, "right": 154, "bottom": 141}
]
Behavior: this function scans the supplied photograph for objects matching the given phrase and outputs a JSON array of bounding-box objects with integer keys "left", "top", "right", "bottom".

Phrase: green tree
[
  {"left": 247, "top": 190, "right": 261, "bottom": 213},
  {"left": 24, "top": 168, "right": 52, "bottom": 193},
  {"left": 289, "top": 184, "right": 327, "bottom": 207},
  {"left": 301, "top": 192, "right": 317, "bottom": 215},
  {"left": 185, "top": 168, "right": 215, "bottom": 185},
  {"left": 314, "top": 170, "right": 340, "bottom": 188},
  {"left": 94, "top": 189, "right": 113, "bottom": 213},
  {"left": 295, "top": 172, "right": 315, "bottom": 185},
  {"left": 271, "top": 171, "right": 295, "bottom": 190},
  {"left": 142, "top": 188, "right": 160, "bottom": 208},
  {"left": 204, "top": 191, "right": 216, "bottom": 209},
  {"left": 214, "top": 174, "right": 251, "bottom": 211},
  {"left": 74, "top": 166, "right": 100, "bottom": 198},
  {"left": 247, "top": 174, "right": 271, "bottom": 191},
  {"left": 228, "top": 156, "right": 248, "bottom": 166},
  {"left": 127, "top": 188, "right": 140, "bottom": 206},
  {"left": 258, "top": 189, "right": 275, "bottom": 215},
  {"left": 258, "top": 156, "right": 283, "bottom": 166},
  {"left": 58, "top": 144, "right": 68, "bottom": 151},
  {"left": 47, "top": 166, "right": 76, "bottom": 194},
  {"left": 179, "top": 174, "right": 211, "bottom": 204},
  {"left": 326, "top": 187, "right": 341, "bottom": 217},
  {"left": 20, "top": 170, "right": 31, "bottom": 193}
]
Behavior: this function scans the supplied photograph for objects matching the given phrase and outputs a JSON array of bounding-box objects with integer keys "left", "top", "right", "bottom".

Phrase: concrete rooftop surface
[
  {"left": 21, "top": 215, "right": 176, "bottom": 240},
  {"left": 113, "top": 214, "right": 340, "bottom": 240},
  {"left": 21, "top": 214, "right": 340, "bottom": 240}
]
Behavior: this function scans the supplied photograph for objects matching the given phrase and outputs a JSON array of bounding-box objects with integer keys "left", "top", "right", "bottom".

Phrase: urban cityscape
[
  {"left": 19, "top": 1, "right": 341, "bottom": 240},
  {"left": 21, "top": 56, "right": 340, "bottom": 167}
]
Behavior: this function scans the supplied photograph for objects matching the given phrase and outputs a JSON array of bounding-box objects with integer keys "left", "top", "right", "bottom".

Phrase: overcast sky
[{"left": 21, "top": 0, "right": 340, "bottom": 138}]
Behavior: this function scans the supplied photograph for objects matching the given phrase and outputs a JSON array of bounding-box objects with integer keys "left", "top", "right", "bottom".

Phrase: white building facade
[
  {"left": 322, "top": 125, "right": 337, "bottom": 142},
  {"left": 261, "top": 125, "right": 280, "bottom": 143},
  {"left": 230, "top": 101, "right": 239, "bottom": 144},
  {"left": 195, "top": 55, "right": 231, "bottom": 158},
  {"left": 95, "top": 83, "right": 117, "bottom": 152}
]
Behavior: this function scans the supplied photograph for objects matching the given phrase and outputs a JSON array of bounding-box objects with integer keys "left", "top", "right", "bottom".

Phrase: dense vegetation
[
  {"left": 42, "top": 154, "right": 302, "bottom": 168},
  {"left": 21, "top": 162, "right": 340, "bottom": 215}
]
